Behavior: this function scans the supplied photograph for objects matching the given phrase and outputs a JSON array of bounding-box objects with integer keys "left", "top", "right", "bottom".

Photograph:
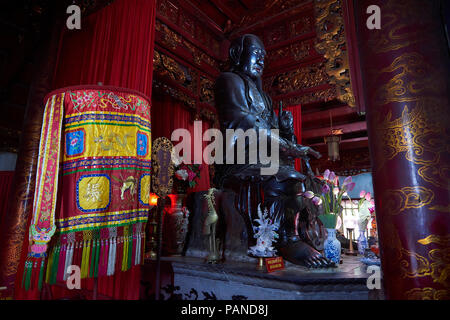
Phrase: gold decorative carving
[
  {"left": 367, "top": 0, "right": 424, "bottom": 54},
  {"left": 155, "top": 20, "right": 181, "bottom": 50},
  {"left": 157, "top": 0, "right": 179, "bottom": 24},
  {"left": 183, "top": 40, "right": 219, "bottom": 69},
  {"left": 375, "top": 98, "right": 449, "bottom": 190},
  {"left": 382, "top": 186, "right": 434, "bottom": 216},
  {"left": 314, "top": 0, "right": 355, "bottom": 106},
  {"left": 374, "top": 52, "right": 445, "bottom": 107},
  {"left": 399, "top": 235, "right": 450, "bottom": 288},
  {"left": 200, "top": 77, "right": 214, "bottom": 104},
  {"left": 267, "top": 41, "right": 311, "bottom": 65},
  {"left": 406, "top": 287, "right": 450, "bottom": 300},
  {"left": 266, "top": 62, "right": 328, "bottom": 95},
  {"left": 153, "top": 50, "right": 197, "bottom": 93},
  {"left": 429, "top": 205, "right": 450, "bottom": 213},
  {"left": 277, "top": 87, "right": 337, "bottom": 107},
  {"left": 290, "top": 16, "right": 313, "bottom": 37},
  {"left": 399, "top": 248, "right": 431, "bottom": 279}
]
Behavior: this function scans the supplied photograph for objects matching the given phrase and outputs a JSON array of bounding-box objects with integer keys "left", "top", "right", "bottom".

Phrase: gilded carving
[
  {"left": 157, "top": 0, "right": 179, "bottom": 24},
  {"left": 314, "top": 0, "right": 355, "bottom": 106},
  {"left": 265, "top": 62, "right": 328, "bottom": 95},
  {"left": 267, "top": 41, "right": 311, "bottom": 65},
  {"left": 367, "top": 0, "right": 424, "bottom": 54},
  {"left": 375, "top": 98, "right": 450, "bottom": 190},
  {"left": 399, "top": 235, "right": 450, "bottom": 288},
  {"left": 399, "top": 248, "right": 431, "bottom": 279},
  {"left": 183, "top": 40, "right": 219, "bottom": 69},
  {"left": 200, "top": 77, "right": 214, "bottom": 104},
  {"left": 290, "top": 16, "right": 313, "bottom": 38},
  {"left": 153, "top": 50, "right": 197, "bottom": 93},
  {"left": 382, "top": 186, "right": 434, "bottom": 216},
  {"left": 374, "top": 52, "right": 445, "bottom": 107},
  {"left": 418, "top": 235, "right": 450, "bottom": 246},
  {"left": 155, "top": 20, "right": 181, "bottom": 50},
  {"left": 429, "top": 205, "right": 450, "bottom": 213},
  {"left": 405, "top": 287, "right": 450, "bottom": 300},
  {"left": 277, "top": 87, "right": 337, "bottom": 107}
]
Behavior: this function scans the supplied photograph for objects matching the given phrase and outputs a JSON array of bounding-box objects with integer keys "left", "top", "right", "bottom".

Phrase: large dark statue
[{"left": 214, "top": 34, "right": 332, "bottom": 268}]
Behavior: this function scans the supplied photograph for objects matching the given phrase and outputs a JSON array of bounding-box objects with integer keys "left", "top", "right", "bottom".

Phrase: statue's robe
[{"left": 214, "top": 71, "right": 305, "bottom": 188}]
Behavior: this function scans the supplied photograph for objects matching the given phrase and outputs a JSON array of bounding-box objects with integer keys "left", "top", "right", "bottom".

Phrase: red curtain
[
  {"left": 152, "top": 93, "right": 211, "bottom": 192},
  {"left": 275, "top": 104, "right": 302, "bottom": 172},
  {"left": 15, "top": 0, "right": 156, "bottom": 300}
]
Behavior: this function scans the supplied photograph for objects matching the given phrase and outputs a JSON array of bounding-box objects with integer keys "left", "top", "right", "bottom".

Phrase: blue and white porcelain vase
[
  {"left": 324, "top": 228, "right": 341, "bottom": 264},
  {"left": 357, "top": 230, "right": 368, "bottom": 255}
]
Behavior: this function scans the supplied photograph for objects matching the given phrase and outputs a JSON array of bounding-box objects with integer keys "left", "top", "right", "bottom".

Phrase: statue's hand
[{"left": 308, "top": 148, "right": 321, "bottom": 159}]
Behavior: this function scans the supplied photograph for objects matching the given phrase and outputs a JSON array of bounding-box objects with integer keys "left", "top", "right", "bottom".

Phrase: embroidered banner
[{"left": 23, "top": 86, "right": 152, "bottom": 290}]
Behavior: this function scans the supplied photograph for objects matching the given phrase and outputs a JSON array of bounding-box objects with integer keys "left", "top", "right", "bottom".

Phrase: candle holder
[
  {"left": 345, "top": 228, "right": 357, "bottom": 256},
  {"left": 145, "top": 206, "right": 158, "bottom": 260},
  {"left": 256, "top": 257, "right": 265, "bottom": 271}
]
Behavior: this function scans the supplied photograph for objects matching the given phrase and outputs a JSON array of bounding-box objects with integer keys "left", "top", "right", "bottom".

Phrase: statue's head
[{"left": 229, "top": 34, "right": 266, "bottom": 79}]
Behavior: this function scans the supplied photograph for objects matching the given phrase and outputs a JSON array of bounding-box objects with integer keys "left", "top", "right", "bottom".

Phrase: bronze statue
[{"left": 214, "top": 34, "right": 333, "bottom": 268}]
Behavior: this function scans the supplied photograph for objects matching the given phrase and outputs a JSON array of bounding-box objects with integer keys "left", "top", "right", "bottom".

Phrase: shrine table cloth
[{"left": 23, "top": 86, "right": 151, "bottom": 290}]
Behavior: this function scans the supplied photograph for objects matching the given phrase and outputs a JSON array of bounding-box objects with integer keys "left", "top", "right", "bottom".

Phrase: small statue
[
  {"left": 248, "top": 204, "right": 280, "bottom": 257},
  {"left": 203, "top": 188, "right": 220, "bottom": 263}
]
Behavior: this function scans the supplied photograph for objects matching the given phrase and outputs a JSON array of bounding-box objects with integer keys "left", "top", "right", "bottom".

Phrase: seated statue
[{"left": 213, "top": 34, "right": 333, "bottom": 268}]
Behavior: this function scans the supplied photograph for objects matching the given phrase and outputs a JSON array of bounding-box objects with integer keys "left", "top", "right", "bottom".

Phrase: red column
[{"left": 355, "top": 0, "right": 450, "bottom": 299}]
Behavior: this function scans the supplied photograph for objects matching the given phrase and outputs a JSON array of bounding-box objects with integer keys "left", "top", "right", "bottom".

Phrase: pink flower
[
  {"left": 187, "top": 170, "right": 196, "bottom": 181},
  {"left": 329, "top": 171, "right": 336, "bottom": 182},
  {"left": 370, "top": 199, "right": 375, "bottom": 206},
  {"left": 369, "top": 207, "right": 375, "bottom": 214},
  {"left": 346, "top": 182, "right": 356, "bottom": 192},
  {"left": 323, "top": 169, "right": 330, "bottom": 180},
  {"left": 333, "top": 187, "right": 339, "bottom": 195},
  {"left": 365, "top": 192, "right": 372, "bottom": 201},
  {"left": 360, "top": 190, "right": 366, "bottom": 198},
  {"left": 342, "top": 176, "right": 352, "bottom": 187},
  {"left": 303, "top": 191, "right": 315, "bottom": 199}
]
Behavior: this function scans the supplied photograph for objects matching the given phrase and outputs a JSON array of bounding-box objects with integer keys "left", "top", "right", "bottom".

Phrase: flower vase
[
  {"left": 162, "top": 194, "right": 190, "bottom": 256},
  {"left": 324, "top": 228, "right": 341, "bottom": 264},
  {"left": 357, "top": 230, "right": 368, "bottom": 255}
]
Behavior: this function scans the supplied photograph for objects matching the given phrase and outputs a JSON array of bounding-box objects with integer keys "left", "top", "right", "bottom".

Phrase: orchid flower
[
  {"left": 303, "top": 191, "right": 315, "bottom": 199},
  {"left": 342, "top": 176, "right": 352, "bottom": 187},
  {"left": 312, "top": 196, "right": 322, "bottom": 206},
  {"left": 329, "top": 171, "right": 336, "bottom": 183},
  {"left": 323, "top": 169, "right": 331, "bottom": 180}
]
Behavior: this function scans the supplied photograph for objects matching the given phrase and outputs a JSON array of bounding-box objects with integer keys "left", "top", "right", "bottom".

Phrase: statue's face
[{"left": 239, "top": 37, "right": 266, "bottom": 79}]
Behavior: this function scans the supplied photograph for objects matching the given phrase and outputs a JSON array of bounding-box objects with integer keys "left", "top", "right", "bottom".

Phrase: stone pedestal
[{"left": 159, "top": 256, "right": 383, "bottom": 300}]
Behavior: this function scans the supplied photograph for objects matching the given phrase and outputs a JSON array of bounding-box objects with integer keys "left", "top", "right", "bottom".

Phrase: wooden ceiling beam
[
  {"left": 309, "top": 137, "right": 369, "bottom": 151},
  {"left": 209, "top": 0, "right": 241, "bottom": 23},
  {"left": 302, "top": 121, "right": 367, "bottom": 140},
  {"left": 302, "top": 105, "right": 358, "bottom": 124}
]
